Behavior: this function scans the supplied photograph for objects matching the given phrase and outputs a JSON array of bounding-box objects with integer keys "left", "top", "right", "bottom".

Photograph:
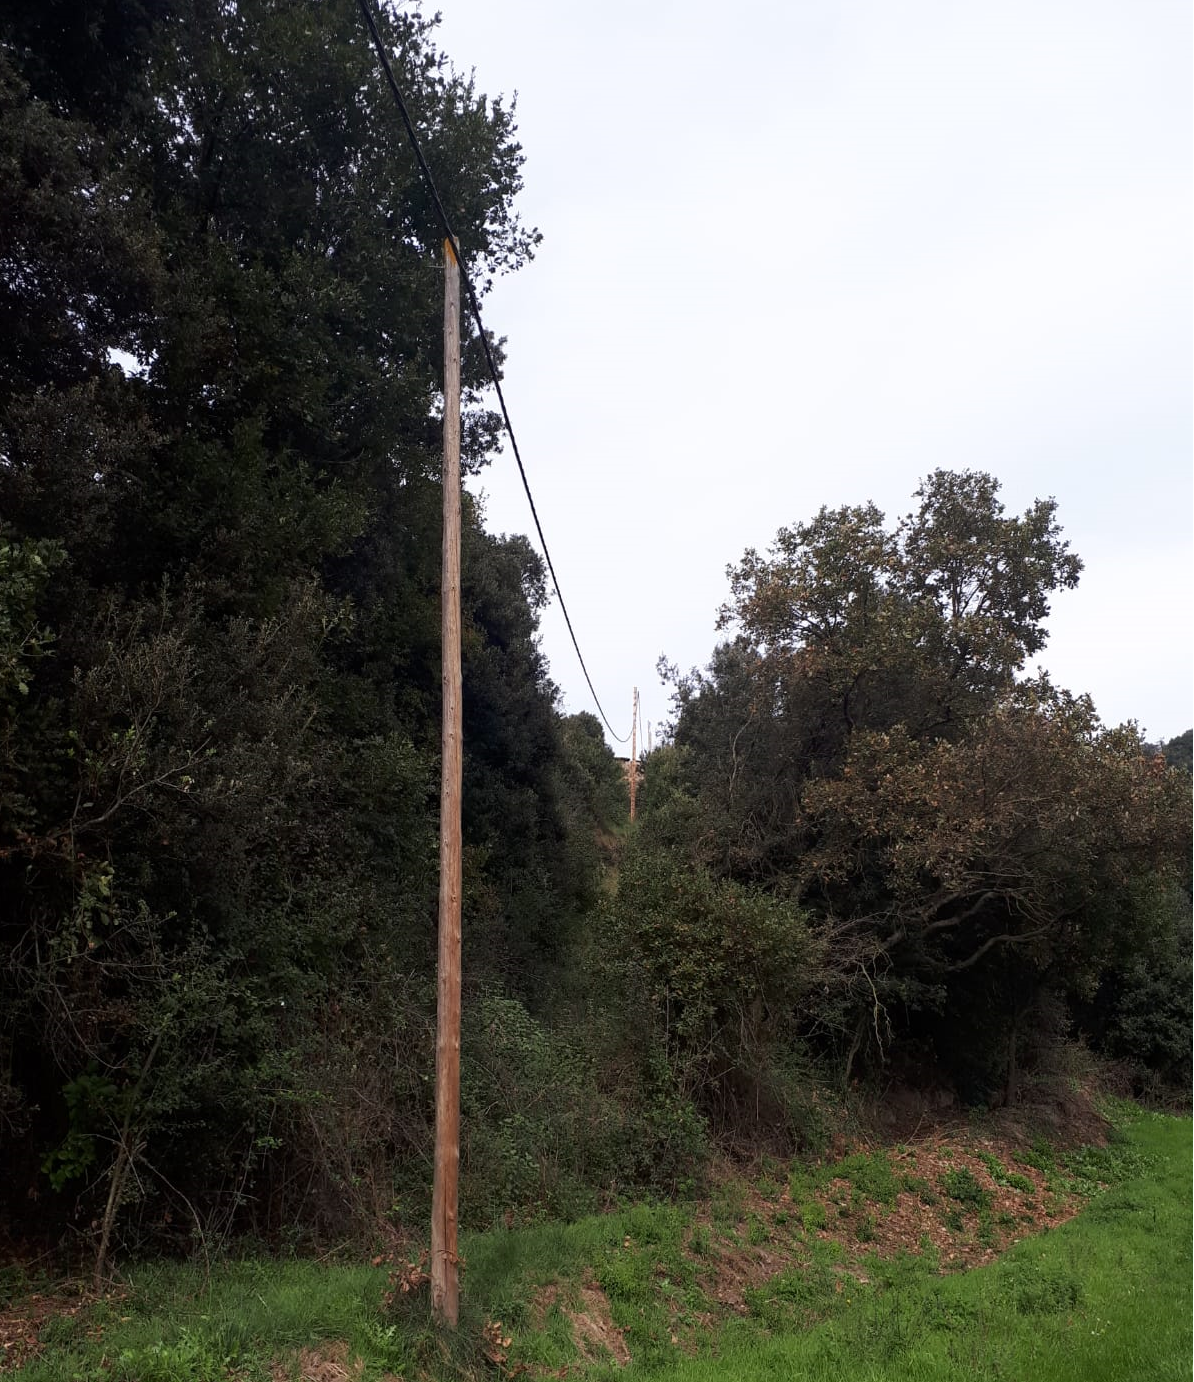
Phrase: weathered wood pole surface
[{"left": 431, "top": 237, "right": 462, "bottom": 1327}]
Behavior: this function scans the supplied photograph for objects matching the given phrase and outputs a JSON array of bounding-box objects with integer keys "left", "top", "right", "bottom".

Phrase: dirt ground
[{"left": 0, "top": 1282, "right": 99, "bottom": 1374}]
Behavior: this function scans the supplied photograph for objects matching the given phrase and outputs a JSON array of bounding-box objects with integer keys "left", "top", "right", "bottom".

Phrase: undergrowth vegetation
[
  {"left": 7, "top": 1106, "right": 1188, "bottom": 1380},
  {"left": 602, "top": 1109, "right": 1190, "bottom": 1382}
]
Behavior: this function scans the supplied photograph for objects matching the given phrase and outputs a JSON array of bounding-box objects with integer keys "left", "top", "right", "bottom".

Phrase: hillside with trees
[{"left": 0, "top": 0, "right": 1189, "bottom": 1304}]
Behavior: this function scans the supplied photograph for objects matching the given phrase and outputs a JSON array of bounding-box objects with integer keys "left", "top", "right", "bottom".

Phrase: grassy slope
[
  {"left": 8, "top": 1109, "right": 1190, "bottom": 1381},
  {"left": 607, "top": 1110, "right": 1192, "bottom": 1382}
]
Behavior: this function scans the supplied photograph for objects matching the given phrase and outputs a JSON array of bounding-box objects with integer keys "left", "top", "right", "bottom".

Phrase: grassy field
[{"left": 5, "top": 1106, "right": 1189, "bottom": 1381}]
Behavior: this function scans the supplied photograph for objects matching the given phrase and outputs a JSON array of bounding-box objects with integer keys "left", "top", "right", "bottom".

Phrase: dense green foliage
[
  {"left": 604, "top": 846, "right": 825, "bottom": 1144},
  {"left": 0, "top": 0, "right": 631, "bottom": 1258},
  {"left": 1145, "top": 729, "right": 1192, "bottom": 775},
  {"left": 637, "top": 472, "right": 1191, "bottom": 1108}
]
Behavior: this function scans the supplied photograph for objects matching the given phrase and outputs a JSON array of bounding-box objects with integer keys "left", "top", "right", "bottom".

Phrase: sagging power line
[{"left": 354, "top": 0, "right": 630, "bottom": 745}]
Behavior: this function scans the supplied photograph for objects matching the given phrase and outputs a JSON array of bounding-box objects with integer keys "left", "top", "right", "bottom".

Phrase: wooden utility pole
[
  {"left": 629, "top": 686, "right": 638, "bottom": 821},
  {"left": 431, "top": 238, "right": 462, "bottom": 1328}
]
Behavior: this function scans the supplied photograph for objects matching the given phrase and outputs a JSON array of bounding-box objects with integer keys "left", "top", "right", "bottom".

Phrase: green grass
[
  {"left": 792, "top": 1149, "right": 900, "bottom": 1209},
  {"left": 11, "top": 1259, "right": 394, "bottom": 1381},
  {"left": 9, "top": 1110, "right": 1189, "bottom": 1381},
  {"left": 9, "top": 1199, "right": 706, "bottom": 1380},
  {"left": 595, "top": 1110, "right": 1192, "bottom": 1382}
]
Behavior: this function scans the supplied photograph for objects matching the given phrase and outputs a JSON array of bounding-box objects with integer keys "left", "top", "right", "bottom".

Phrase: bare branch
[{"left": 946, "top": 926, "right": 1050, "bottom": 972}]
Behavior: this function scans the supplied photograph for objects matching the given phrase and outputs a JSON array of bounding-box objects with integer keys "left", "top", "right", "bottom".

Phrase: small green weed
[
  {"left": 1016, "top": 1139, "right": 1056, "bottom": 1175},
  {"left": 809, "top": 1236, "right": 846, "bottom": 1265},
  {"left": 832, "top": 1151, "right": 899, "bottom": 1206},
  {"left": 1064, "top": 1141, "right": 1154, "bottom": 1194},
  {"left": 0, "top": 1265, "right": 47, "bottom": 1311},
  {"left": 900, "top": 1174, "right": 939, "bottom": 1206},
  {"left": 710, "top": 1185, "right": 745, "bottom": 1232},
  {"left": 800, "top": 1200, "right": 827, "bottom": 1233},
  {"left": 976, "top": 1208, "right": 996, "bottom": 1248},
  {"left": 108, "top": 1331, "right": 232, "bottom": 1382},
  {"left": 744, "top": 1257, "right": 850, "bottom": 1331},
  {"left": 940, "top": 1167, "right": 991, "bottom": 1211},
  {"left": 976, "top": 1149, "right": 1033, "bottom": 1193}
]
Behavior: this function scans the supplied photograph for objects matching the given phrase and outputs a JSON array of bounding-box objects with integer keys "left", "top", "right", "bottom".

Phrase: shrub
[
  {"left": 606, "top": 843, "right": 824, "bottom": 1142},
  {"left": 459, "top": 992, "right": 709, "bottom": 1224}
]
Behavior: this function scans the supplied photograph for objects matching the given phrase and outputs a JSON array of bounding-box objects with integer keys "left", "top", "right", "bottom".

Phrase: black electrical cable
[{"left": 355, "top": 0, "right": 630, "bottom": 745}]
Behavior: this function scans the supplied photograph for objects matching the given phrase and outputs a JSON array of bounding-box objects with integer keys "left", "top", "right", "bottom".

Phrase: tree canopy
[{"left": 641, "top": 472, "right": 1190, "bottom": 1104}]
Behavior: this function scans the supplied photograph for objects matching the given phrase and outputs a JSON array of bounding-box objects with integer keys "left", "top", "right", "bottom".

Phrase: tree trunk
[
  {"left": 94, "top": 1034, "right": 161, "bottom": 1292},
  {"left": 843, "top": 1012, "right": 866, "bottom": 1088},
  {"left": 1004, "top": 1022, "right": 1019, "bottom": 1109}
]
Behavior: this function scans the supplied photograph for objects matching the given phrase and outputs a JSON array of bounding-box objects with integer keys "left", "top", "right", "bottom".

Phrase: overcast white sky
[{"left": 429, "top": 0, "right": 1192, "bottom": 749}]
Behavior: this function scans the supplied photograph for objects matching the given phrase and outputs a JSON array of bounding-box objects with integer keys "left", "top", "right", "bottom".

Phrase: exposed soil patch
[
  {"left": 269, "top": 1339, "right": 366, "bottom": 1382},
  {"left": 699, "top": 1239, "right": 792, "bottom": 1314},
  {"left": 529, "top": 1281, "right": 561, "bottom": 1327},
  {"left": 809, "top": 1135, "right": 1080, "bottom": 1272},
  {"left": 564, "top": 1280, "right": 629, "bottom": 1366},
  {"left": 0, "top": 1283, "right": 101, "bottom": 1374},
  {"left": 676, "top": 1113, "right": 1099, "bottom": 1327}
]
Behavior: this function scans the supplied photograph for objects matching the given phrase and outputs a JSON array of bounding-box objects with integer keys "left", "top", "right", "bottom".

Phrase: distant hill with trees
[{"left": 1145, "top": 730, "right": 1193, "bottom": 775}]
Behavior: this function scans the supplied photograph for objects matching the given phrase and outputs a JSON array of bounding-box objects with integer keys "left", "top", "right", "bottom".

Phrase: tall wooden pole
[
  {"left": 629, "top": 686, "right": 638, "bottom": 821},
  {"left": 431, "top": 238, "right": 462, "bottom": 1328}
]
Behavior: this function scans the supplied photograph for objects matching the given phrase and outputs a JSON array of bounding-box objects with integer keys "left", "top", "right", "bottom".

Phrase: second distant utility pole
[{"left": 629, "top": 686, "right": 638, "bottom": 821}]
